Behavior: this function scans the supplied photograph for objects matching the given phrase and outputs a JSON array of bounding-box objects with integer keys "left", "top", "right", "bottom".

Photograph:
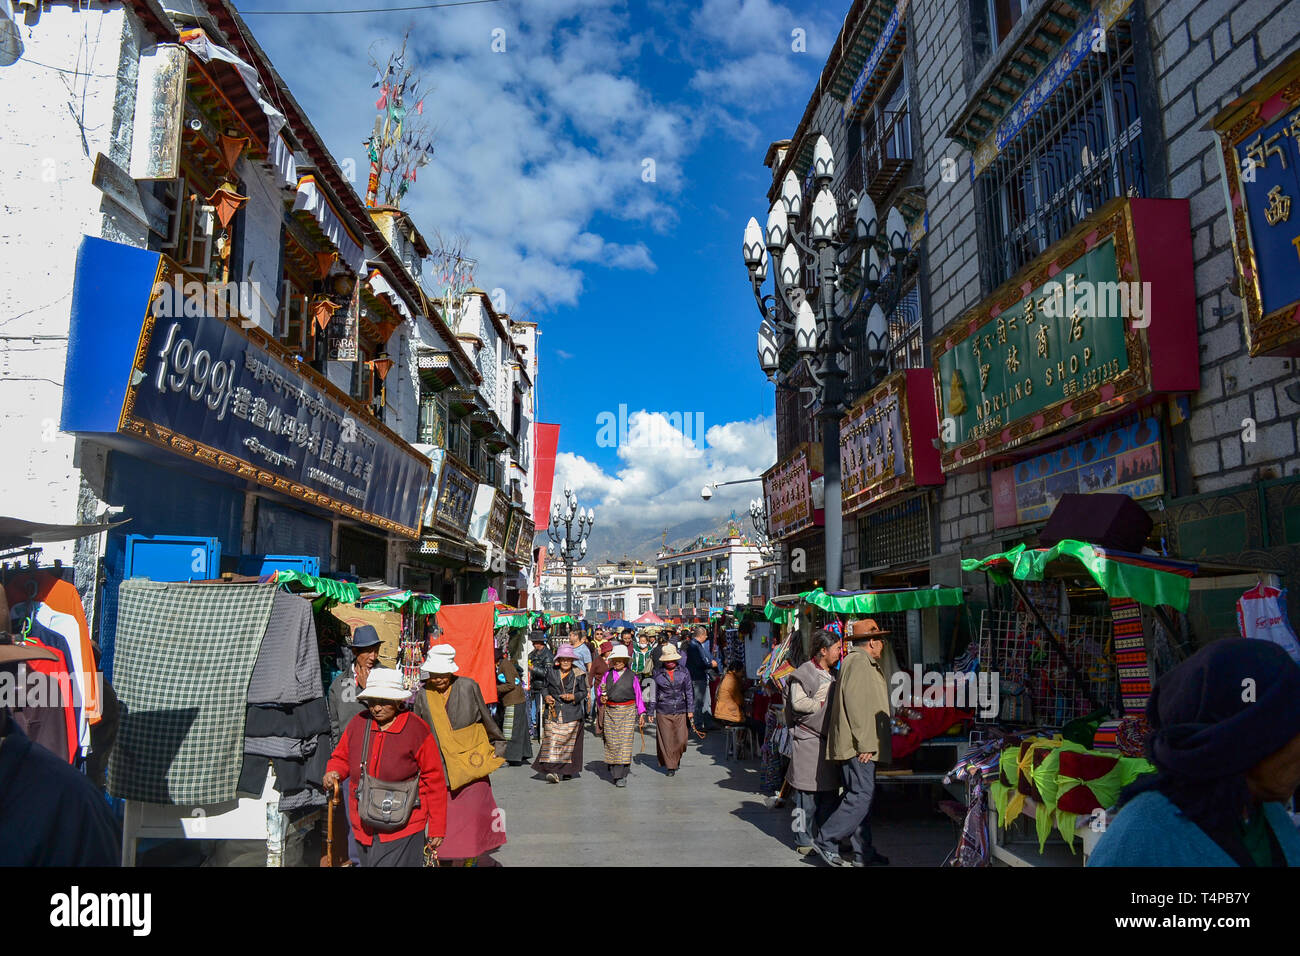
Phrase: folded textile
[
  {"left": 276, "top": 786, "right": 326, "bottom": 811},
  {"left": 243, "top": 698, "right": 330, "bottom": 739},
  {"left": 247, "top": 591, "right": 324, "bottom": 706},
  {"left": 109, "top": 581, "right": 277, "bottom": 804},
  {"left": 243, "top": 735, "right": 317, "bottom": 759}
]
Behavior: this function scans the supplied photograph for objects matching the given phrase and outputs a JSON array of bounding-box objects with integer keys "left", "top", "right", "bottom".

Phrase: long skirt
[
  {"left": 439, "top": 778, "right": 506, "bottom": 860},
  {"left": 357, "top": 831, "right": 425, "bottom": 867},
  {"left": 501, "top": 701, "right": 532, "bottom": 764},
  {"left": 655, "top": 712, "right": 688, "bottom": 770},
  {"left": 533, "top": 717, "right": 583, "bottom": 777},
  {"left": 603, "top": 703, "right": 637, "bottom": 766}
]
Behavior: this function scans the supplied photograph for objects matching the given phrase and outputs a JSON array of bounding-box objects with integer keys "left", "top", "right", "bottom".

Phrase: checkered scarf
[{"left": 108, "top": 581, "right": 278, "bottom": 804}]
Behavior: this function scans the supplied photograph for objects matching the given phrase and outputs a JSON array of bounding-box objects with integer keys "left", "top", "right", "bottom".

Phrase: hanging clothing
[
  {"left": 6, "top": 572, "right": 99, "bottom": 727},
  {"left": 246, "top": 591, "right": 324, "bottom": 706},
  {"left": 10, "top": 618, "right": 79, "bottom": 764}
]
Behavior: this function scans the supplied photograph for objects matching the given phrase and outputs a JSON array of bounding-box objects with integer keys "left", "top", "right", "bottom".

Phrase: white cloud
[{"left": 554, "top": 411, "right": 775, "bottom": 544}]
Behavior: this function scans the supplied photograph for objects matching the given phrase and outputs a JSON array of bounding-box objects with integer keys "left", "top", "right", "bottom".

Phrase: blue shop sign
[{"left": 62, "top": 237, "right": 430, "bottom": 537}]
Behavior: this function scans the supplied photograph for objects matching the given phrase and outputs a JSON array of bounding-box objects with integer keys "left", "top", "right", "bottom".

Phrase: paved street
[{"left": 488, "top": 722, "right": 955, "bottom": 867}]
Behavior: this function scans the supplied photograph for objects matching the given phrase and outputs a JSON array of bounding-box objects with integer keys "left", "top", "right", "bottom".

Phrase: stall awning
[
  {"left": 961, "top": 539, "right": 1194, "bottom": 612},
  {"left": 803, "top": 586, "right": 964, "bottom": 614},
  {"left": 271, "top": 569, "right": 360, "bottom": 604},
  {"left": 356, "top": 587, "right": 441, "bottom": 616},
  {"left": 292, "top": 175, "right": 365, "bottom": 274}
]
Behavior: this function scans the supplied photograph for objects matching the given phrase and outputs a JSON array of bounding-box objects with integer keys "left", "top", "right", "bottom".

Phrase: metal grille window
[
  {"left": 849, "top": 282, "right": 923, "bottom": 392},
  {"left": 418, "top": 393, "right": 447, "bottom": 447},
  {"left": 857, "top": 493, "right": 932, "bottom": 568},
  {"left": 976, "top": 17, "right": 1145, "bottom": 293}
]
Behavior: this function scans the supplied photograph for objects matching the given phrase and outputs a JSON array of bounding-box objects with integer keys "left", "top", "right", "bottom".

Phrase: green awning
[
  {"left": 494, "top": 610, "right": 535, "bottom": 629},
  {"left": 802, "top": 587, "right": 965, "bottom": 614},
  {"left": 358, "top": 591, "right": 443, "bottom": 616},
  {"left": 961, "top": 539, "right": 1190, "bottom": 612},
  {"left": 273, "top": 570, "right": 360, "bottom": 604},
  {"left": 545, "top": 613, "right": 577, "bottom": 625},
  {"left": 764, "top": 600, "right": 797, "bottom": 625}
]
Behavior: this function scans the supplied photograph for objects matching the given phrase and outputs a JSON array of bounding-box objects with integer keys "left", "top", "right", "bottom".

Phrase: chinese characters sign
[
  {"left": 1210, "top": 55, "right": 1300, "bottom": 356},
  {"left": 763, "top": 448, "right": 816, "bottom": 540},
  {"left": 991, "top": 416, "right": 1163, "bottom": 529},
  {"left": 930, "top": 197, "right": 1196, "bottom": 472},
  {"left": 434, "top": 456, "right": 475, "bottom": 535},
  {"left": 488, "top": 491, "right": 510, "bottom": 549},
  {"left": 840, "top": 369, "right": 943, "bottom": 514},
  {"left": 120, "top": 261, "right": 430, "bottom": 536}
]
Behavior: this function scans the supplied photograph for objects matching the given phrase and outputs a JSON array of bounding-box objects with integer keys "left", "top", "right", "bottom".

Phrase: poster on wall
[{"left": 991, "top": 416, "right": 1164, "bottom": 529}]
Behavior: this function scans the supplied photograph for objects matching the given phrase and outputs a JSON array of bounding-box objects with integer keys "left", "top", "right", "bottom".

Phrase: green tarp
[
  {"left": 961, "top": 539, "right": 1190, "bottom": 612},
  {"left": 764, "top": 600, "right": 797, "bottom": 625},
  {"left": 802, "top": 587, "right": 965, "bottom": 614},
  {"left": 272, "top": 570, "right": 360, "bottom": 604},
  {"left": 358, "top": 591, "right": 442, "bottom": 616},
  {"left": 494, "top": 610, "right": 535, "bottom": 629}
]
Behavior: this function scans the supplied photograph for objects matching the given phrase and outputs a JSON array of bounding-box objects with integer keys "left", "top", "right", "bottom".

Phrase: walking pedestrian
[
  {"left": 633, "top": 630, "right": 655, "bottom": 709},
  {"left": 1090, "top": 639, "right": 1300, "bottom": 866},
  {"left": 650, "top": 630, "right": 675, "bottom": 669},
  {"left": 572, "top": 633, "right": 593, "bottom": 675},
  {"left": 322, "top": 668, "right": 446, "bottom": 868},
  {"left": 527, "top": 631, "right": 553, "bottom": 740},
  {"left": 596, "top": 644, "right": 646, "bottom": 787},
  {"left": 533, "top": 644, "right": 587, "bottom": 782},
  {"left": 810, "top": 618, "right": 892, "bottom": 868},
  {"left": 496, "top": 644, "right": 532, "bottom": 766},
  {"left": 414, "top": 646, "right": 507, "bottom": 866},
  {"left": 786, "top": 629, "right": 842, "bottom": 856},
  {"left": 326, "top": 623, "right": 383, "bottom": 865},
  {"left": 588, "top": 640, "right": 612, "bottom": 722},
  {"left": 685, "top": 626, "right": 717, "bottom": 727},
  {"left": 650, "top": 643, "right": 695, "bottom": 776}
]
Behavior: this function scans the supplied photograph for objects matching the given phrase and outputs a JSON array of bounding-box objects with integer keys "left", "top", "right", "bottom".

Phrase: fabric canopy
[
  {"left": 961, "top": 539, "right": 1192, "bottom": 612},
  {"left": 493, "top": 607, "right": 535, "bottom": 629},
  {"left": 357, "top": 587, "right": 441, "bottom": 616},
  {"left": 272, "top": 569, "right": 360, "bottom": 604},
  {"left": 802, "top": 586, "right": 965, "bottom": 614},
  {"left": 632, "top": 611, "right": 664, "bottom": 625},
  {"left": 292, "top": 175, "right": 365, "bottom": 274}
]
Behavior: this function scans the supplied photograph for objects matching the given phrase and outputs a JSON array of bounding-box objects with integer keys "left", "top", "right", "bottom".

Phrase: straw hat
[
  {"left": 659, "top": 643, "right": 682, "bottom": 662},
  {"left": 607, "top": 644, "right": 631, "bottom": 661},
  {"left": 420, "top": 644, "right": 459, "bottom": 675},
  {"left": 357, "top": 668, "right": 409, "bottom": 702}
]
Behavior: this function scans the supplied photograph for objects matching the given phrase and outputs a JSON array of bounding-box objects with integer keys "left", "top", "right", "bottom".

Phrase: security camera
[{"left": 700, "top": 484, "right": 713, "bottom": 501}]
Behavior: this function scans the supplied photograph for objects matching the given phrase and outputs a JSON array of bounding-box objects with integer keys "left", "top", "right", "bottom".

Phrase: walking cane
[{"left": 322, "top": 781, "right": 340, "bottom": 867}]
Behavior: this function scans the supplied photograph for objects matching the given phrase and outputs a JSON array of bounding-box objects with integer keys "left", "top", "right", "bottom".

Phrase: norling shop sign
[
  {"left": 930, "top": 197, "right": 1199, "bottom": 472},
  {"left": 61, "top": 238, "right": 430, "bottom": 537}
]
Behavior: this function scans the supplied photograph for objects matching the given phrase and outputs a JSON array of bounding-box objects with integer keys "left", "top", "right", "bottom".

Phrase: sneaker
[
  {"left": 546, "top": 773, "right": 559, "bottom": 784},
  {"left": 615, "top": 777, "right": 628, "bottom": 788},
  {"left": 809, "top": 841, "right": 844, "bottom": 867},
  {"left": 795, "top": 846, "right": 813, "bottom": 856}
]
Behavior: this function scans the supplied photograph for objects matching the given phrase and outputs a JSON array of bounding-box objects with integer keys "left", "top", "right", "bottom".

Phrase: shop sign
[
  {"left": 488, "top": 491, "right": 510, "bottom": 548},
  {"left": 1209, "top": 51, "right": 1300, "bottom": 356},
  {"left": 434, "top": 455, "right": 475, "bottom": 535},
  {"left": 840, "top": 368, "right": 943, "bottom": 514},
  {"left": 991, "top": 416, "right": 1164, "bottom": 529},
  {"left": 63, "top": 245, "right": 429, "bottom": 537},
  {"left": 326, "top": 281, "right": 360, "bottom": 361},
  {"left": 930, "top": 196, "right": 1197, "bottom": 472},
  {"left": 763, "top": 446, "right": 818, "bottom": 540}
]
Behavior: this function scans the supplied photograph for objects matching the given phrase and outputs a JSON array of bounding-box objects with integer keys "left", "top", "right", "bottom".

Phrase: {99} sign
[{"left": 124, "top": 302, "right": 429, "bottom": 537}]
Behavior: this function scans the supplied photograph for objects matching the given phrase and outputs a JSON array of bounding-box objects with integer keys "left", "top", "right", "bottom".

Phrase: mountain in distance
[{"left": 567, "top": 514, "right": 756, "bottom": 566}]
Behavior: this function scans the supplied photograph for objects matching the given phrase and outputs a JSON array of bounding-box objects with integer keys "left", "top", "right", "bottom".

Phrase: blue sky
[{"left": 238, "top": 0, "right": 842, "bottom": 541}]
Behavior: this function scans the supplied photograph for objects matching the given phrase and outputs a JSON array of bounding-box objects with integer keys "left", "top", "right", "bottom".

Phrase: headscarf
[{"left": 1119, "top": 638, "right": 1300, "bottom": 865}]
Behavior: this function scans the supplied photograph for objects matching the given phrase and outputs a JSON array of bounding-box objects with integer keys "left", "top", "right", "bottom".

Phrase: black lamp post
[
  {"left": 744, "top": 133, "right": 915, "bottom": 591},
  {"left": 546, "top": 484, "right": 592, "bottom": 617}
]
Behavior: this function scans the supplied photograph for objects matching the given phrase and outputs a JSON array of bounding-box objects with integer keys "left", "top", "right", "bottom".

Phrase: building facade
[
  {"left": 654, "top": 533, "right": 765, "bottom": 618},
  {"left": 0, "top": 0, "right": 540, "bottom": 664},
  {"left": 757, "top": 0, "right": 1300, "bottom": 644}
]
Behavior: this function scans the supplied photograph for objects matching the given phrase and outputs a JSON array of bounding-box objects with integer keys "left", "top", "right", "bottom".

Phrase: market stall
[{"left": 949, "top": 537, "right": 1282, "bottom": 866}]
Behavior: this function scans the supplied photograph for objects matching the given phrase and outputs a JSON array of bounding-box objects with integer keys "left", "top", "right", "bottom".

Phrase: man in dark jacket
[
  {"left": 527, "top": 631, "right": 554, "bottom": 740},
  {"left": 327, "top": 625, "right": 382, "bottom": 750},
  {"left": 684, "top": 627, "right": 717, "bottom": 726}
]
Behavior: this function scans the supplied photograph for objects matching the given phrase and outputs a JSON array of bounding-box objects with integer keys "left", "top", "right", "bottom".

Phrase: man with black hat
[
  {"left": 527, "top": 630, "right": 554, "bottom": 741},
  {"left": 327, "top": 624, "right": 382, "bottom": 750},
  {"left": 811, "top": 618, "right": 892, "bottom": 868}
]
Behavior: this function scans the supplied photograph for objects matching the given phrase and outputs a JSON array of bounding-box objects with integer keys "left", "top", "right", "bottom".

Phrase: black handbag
[{"left": 357, "top": 719, "right": 419, "bottom": 833}]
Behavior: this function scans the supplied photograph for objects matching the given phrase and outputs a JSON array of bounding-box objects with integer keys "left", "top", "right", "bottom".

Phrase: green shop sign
[{"left": 937, "top": 237, "right": 1129, "bottom": 447}]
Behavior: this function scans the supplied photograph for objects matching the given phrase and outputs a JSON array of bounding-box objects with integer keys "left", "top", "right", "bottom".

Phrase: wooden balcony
[{"left": 862, "top": 108, "right": 912, "bottom": 203}]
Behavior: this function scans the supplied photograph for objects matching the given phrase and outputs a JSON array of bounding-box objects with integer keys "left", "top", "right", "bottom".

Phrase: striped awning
[{"left": 292, "top": 175, "right": 364, "bottom": 274}]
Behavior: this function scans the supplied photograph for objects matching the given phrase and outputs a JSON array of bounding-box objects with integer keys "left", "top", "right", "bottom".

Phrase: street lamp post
[
  {"left": 546, "top": 485, "right": 593, "bottom": 618},
  {"left": 743, "top": 134, "right": 914, "bottom": 591}
]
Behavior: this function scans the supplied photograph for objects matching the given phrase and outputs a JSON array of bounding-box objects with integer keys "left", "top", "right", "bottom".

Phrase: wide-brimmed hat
[
  {"left": 0, "top": 641, "right": 58, "bottom": 665},
  {"left": 659, "top": 644, "right": 682, "bottom": 662},
  {"left": 607, "top": 644, "right": 631, "bottom": 661},
  {"left": 357, "top": 667, "right": 409, "bottom": 702},
  {"left": 554, "top": 644, "right": 578, "bottom": 660},
  {"left": 420, "top": 644, "right": 459, "bottom": 675},
  {"left": 847, "top": 618, "right": 890, "bottom": 641},
  {"left": 349, "top": 624, "right": 382, "bottom": 650}
]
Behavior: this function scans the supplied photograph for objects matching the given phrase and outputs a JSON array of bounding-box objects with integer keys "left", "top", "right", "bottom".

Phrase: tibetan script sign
[
  {"left": 435, "top": 455, "right": 475, "bottom": 535},
  {"left": 840, "top": 369, "right": 942, "bottom": 514},
  {"left": 763, "top": 447, "right": 815, "bottom": 540}
]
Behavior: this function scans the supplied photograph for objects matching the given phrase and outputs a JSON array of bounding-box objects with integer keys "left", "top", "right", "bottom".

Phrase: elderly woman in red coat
[{"left": 323, "top": 668, "right": 446, "bottom": 867}]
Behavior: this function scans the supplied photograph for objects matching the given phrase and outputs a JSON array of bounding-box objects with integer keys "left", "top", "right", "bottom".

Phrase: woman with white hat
[
  {"left": 413, "top": 644, "right": 506, "bottom": 866},
  {"left": 532, "top": 643, "right": 587, "bottom": 783},
  {"left": 649, "top": 642, "right": 695, "bottom": 776},
  {"left": 595, "top": 644, "right": 646, "bottom": 788},
  {"left": 322, "top": 668, "right": 446, "bottom": 867}
]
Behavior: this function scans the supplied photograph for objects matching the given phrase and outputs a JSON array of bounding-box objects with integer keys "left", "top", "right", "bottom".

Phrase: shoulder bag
[
  {"left": 426, "top": 687, "right": 504, "bottom": 790},
  {"left": 357, "top": 719, "right": 419, "bottom": 833}
]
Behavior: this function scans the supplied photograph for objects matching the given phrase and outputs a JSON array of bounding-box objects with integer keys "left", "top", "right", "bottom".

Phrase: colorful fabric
[
  {"left": 962, "top": 540, "right": 1191, "bottom": 611},
  {"left": 109, "top": 581, "right": 278, "bottom": 804},
  {"left": 1115, "top": 713, "right": 1150, "bottom": 757},
  {"left": 429, "top": 604, "right": 499, "bottom": 705},
  {"left": 1111, "top": 597, "right": 1149, "bottom": 715},
  {"left": 953, "top": 781, "right": 991, "bottom": 867},
  {"left": 602, "top": 702, "right": 637, "bottom": 765},
  {"left": 537, "top": 718, "right": 580, "bottom": 764},
  {"left": 1092, "top": 720, "right": 1121, "bottom": 751},
  {"left": 802, "top": 586, "right": 964, "bottom": 614}
]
